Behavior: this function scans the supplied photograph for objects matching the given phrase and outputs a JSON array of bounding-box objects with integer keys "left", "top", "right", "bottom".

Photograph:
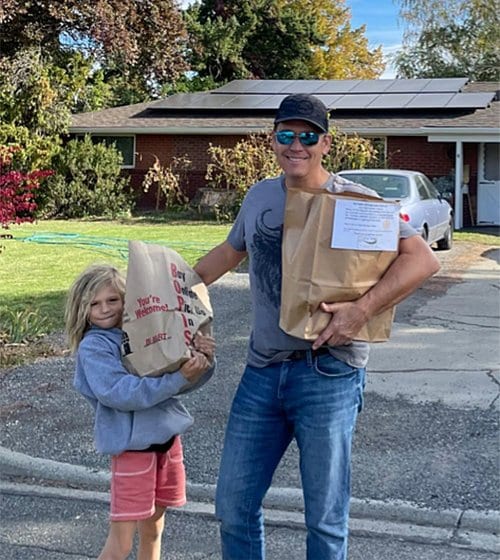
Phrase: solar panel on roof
[
  {"left": 151, "top": 93, "right": 238, "bottom": 110},
  {"left": 151, "top": 93, "right": 206, "bottom": 109},
  {"left": 215, "top": 80, "right": 262, "bottom": 93},
  {"left": 349, "top": 80, "right": 393, "bottom": 93},
  {"left": 252, "top": 95, "right": 288, "bottom": 109},
  {"left": 367, "top": 94, "right": 416, "bottom": 109},
  {"left": 314, "top": 80, "right": 362, "bottom": 94},
  {"left": 218, "top": 95, "right": 277, "bottom": 109},
  {"left": 422, "top": 78, "right": 468, "bottom": 92},
  {"left": 280, "top": 81, "right": 330, "bottom": 94},
  {"left": 384, "top": 79, "right": 431, "bottom": 94},
  {"left": 446, "top": 92, "right": 495, "bottom": 108},
  {"left": 244, "top": 80, "right": 295, "bottom": 94},
  {"left": 328, "top": 94, "right": 379, "bottom": 109},
  {"left": 148, "top": 78, "right": 491, "bottom": 114},
  {"left": 405, "top": 93, "right": 455, "bottom": 108}
]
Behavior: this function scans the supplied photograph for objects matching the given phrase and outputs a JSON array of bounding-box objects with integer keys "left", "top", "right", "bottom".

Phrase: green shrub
[
  {"left": 324, "top": 130, "right": 380, "bottom": 172},
  {"left": 205, "top": 133, "right": 280, "bottom": 221},
  {"left": 38, "top": 136, "right": 135, "bottom": 218}
]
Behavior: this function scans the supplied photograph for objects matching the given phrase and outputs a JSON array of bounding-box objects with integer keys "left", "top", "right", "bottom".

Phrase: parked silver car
[{"left": 337, "top": 169, "right": 454, "bottom": 250}]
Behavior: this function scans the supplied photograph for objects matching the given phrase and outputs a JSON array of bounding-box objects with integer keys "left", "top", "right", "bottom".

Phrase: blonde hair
[{"left": 65, "top": 264, "right": 126, "bottom": 353}]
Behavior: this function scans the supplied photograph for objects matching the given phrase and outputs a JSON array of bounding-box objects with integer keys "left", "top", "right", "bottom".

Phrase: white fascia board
[
  {"left": 423, "top": 128, "right": 499, "bottom": 142},
  {"left": 339, "top": 127, "right": 428, "bottom": 136},
  {"left": 69, "top": 126, "right": 270, "bottom": 135}
]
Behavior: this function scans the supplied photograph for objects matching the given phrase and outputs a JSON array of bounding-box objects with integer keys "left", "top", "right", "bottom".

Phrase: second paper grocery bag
[{"left": 279, "top": 186, "right": 399, "bottom": 342}]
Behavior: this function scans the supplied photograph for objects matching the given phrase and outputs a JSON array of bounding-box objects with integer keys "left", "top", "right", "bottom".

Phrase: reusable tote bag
[
  {"left": 279, "top": 186, "right": 399, "bottom": 342},
  {"left": 122, "top": 240, "right": 213, "bottom": 376}
]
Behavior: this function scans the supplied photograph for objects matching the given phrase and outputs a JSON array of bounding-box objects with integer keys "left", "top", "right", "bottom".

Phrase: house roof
[{"left": 70, "top": 79, "right": 500, "bottom": 139}]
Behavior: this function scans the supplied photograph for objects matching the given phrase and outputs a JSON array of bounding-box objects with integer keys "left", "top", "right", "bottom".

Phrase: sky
[
  {"left": 347, "top": 0, "right": 403, "bottom": 78},
  {"left": 180, "top": 0, "right": 404, "bottom": 79}
]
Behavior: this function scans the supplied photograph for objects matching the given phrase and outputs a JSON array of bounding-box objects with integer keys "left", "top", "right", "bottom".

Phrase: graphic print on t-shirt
[{"left": 250, "top": 209, "right": 283, "bottom": 308}]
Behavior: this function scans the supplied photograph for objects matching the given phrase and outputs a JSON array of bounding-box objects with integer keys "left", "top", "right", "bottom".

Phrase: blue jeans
[{"left": 215, "top": 351, "right": 365, "bottom": 560}]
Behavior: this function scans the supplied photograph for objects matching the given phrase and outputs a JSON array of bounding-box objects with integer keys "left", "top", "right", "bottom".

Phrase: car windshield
[{"left": 341, "top": 174, "right": 410, "bottom": 199}]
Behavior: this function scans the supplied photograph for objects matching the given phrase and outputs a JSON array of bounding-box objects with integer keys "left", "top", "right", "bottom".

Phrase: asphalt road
[
  {"left": 0, "top": 240, "right": 499, "bottom": 559},
  {"left": 1, "top": 242, "right": 498, "bottom": 512}
]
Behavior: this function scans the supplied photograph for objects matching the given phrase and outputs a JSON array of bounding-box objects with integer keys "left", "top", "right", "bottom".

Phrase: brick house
[{"left": 70, "top": 78, "right": 500, "bottom": 229}]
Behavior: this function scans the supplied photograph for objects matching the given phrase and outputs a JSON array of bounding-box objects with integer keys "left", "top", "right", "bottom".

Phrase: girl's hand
[
  {"left": 180, "top": 351, "right": 210, "bottom": 384},
  {"left": 193, "top": 332, "right": 215, "bottom": 361}
]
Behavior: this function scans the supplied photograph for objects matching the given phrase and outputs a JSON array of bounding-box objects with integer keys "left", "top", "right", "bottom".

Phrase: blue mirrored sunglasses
[{"left": 274, "top": 130, "right": 322, "bottom": 146}]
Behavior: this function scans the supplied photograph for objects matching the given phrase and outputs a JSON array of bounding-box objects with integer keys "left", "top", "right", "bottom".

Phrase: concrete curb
[
  {"left": 1, "top": 478, "right": 499, "bottom": 554},
  {"left": 1, "top": 445, "right": 499, "bottom": 542}
]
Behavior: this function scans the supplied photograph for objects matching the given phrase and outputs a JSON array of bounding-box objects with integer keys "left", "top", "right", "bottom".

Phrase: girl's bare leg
[
  {"left": 98, "top": 520, "right": 136, "bottom": 560},
  {"left": 137, "top": 506, "right": 166, "bottom": 560}
]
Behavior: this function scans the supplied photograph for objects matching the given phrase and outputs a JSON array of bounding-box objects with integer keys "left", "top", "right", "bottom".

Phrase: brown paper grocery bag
[
  {"left": 122, "top": 240, "right": 213, "bottom": 376},
  {"left": 279, "top": 187, "right": 399, "bottom": 342}
]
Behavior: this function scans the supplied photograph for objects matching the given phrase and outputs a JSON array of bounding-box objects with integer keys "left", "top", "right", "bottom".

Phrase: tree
[
  {"left": 0, "top": 49, "right": 112, "bottom": 138},
  {"left": 293, "top": 0, "right": 384, "bottom": 79},
  {"left": 394, "top": 0, "right": 500, "bottom": 80},
  {"left": 185, "top": 0, "right": 320, "bottom": 82},
  {"left": 184, "top": 0, "right": 384, "bottom": 85},
  {"left": 0, "top": 0, "right": 189, "bottom": 100}
]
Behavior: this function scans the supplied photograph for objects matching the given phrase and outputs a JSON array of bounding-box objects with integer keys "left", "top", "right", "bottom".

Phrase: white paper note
[{"left": 331, "top": 199, "right": 399, "bottom": 251}]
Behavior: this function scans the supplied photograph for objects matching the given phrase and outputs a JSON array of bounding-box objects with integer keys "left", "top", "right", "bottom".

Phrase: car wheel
[
  {"left": 437, "top": 219, "right": 453, "bottom": 250},
  {"left": 421, "top": 226, "right": 428, "bottom": 243}
]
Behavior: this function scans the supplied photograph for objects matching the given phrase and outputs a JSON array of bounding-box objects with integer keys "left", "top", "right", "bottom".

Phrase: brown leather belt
[{"left": 285, "top": 347, "right": 331, "bottom": 361}]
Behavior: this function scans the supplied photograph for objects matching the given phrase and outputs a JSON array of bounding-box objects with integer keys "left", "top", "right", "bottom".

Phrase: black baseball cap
[{"left": 274, "top": 93, "right": 329, "bottom": 133}]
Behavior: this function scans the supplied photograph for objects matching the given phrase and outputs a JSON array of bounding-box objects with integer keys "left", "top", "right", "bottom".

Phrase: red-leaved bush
[{"left": 0, "top": 146, "right": 53, "bottom": 229}]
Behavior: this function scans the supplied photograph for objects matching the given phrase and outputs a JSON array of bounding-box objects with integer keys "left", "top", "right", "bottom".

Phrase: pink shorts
[{"left": 110, "top": 436, "right": 186, "bottom": 522}]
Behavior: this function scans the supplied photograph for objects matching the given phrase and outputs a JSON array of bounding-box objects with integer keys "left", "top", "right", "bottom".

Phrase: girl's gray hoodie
[{"left": 74, "top": 326, "right": 214, "bottom": 455}]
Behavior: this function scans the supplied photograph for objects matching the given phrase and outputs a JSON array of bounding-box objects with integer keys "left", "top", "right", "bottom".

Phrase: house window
[{"left": 76, "top": 135, "right": 135, "bottom": 168}]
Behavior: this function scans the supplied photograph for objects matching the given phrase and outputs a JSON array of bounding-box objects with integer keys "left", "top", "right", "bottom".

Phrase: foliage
[
  {"left": 0, "top": 0, "right": 189, "bottom": 100},
  {"left": 184, "top": 0, "right": 384, "bottom": 85},
  {"left": 0, "top": 124, "right": 60, "bottom": 172},
  {"left": 394, "top": 0, "right": 499, "bottom": 80},
  {"left": 205, "top": 134, "right": 280, "bottom": 220},
  {"left": 0, "top": 307, "right": 50, "bottom": 345},
  {"left": 0, "top": 49, "right": 109, "bottom": 173},
  {"left": 295, "top": 0, "right": 384, "bottom": 79},
  {"left": 39, "top": 136, "right": 134, "bottom": 219},
  {"left": 0, "top": 145, "right": 52, "bottom": 229},
  {"left": 0, "top": 49, "right": 71, "bottom": 137},
  {"left": 323, "top": 130, "right": 380, "bottom": 173},
  {"left": 142, "top": 155, "right": 191, "bottom": 212}
]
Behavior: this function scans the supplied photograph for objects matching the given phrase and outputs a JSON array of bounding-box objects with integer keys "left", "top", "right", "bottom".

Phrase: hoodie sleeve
[{"left": 77, "top": 331, "right": 188, "bottom": 412}]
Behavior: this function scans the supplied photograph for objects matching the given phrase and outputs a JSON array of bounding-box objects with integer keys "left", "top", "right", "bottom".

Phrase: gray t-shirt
[{"left": 227, "top": 174, "right": 415, "bottom": 369}]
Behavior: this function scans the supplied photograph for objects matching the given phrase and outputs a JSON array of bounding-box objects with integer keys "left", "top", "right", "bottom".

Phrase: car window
[
  {"left": 340, "top": 174, "right": 410, "bottom": 199},
  {"left": 415, "top": 176, "right": 432, "bottom": 200},
  {"left": 422, "top": 176, "right": 440, "bottom": 199}
]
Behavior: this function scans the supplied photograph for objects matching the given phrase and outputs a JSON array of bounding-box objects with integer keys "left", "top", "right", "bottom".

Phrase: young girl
[{"left": 65, "top": 263, "right": 215, "bottom": 560}]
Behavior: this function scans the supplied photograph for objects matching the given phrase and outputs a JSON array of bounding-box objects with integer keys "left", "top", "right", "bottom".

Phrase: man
[{"left": 194, "top": 93, "right": 440, "bottom": 559}]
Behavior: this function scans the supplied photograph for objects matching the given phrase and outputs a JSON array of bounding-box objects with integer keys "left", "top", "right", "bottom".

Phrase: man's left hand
[{"left": 312, "top": 301, "right": 368, "bottom": 349}]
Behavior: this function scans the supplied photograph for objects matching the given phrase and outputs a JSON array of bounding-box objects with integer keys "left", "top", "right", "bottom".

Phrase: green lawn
[
  {"left": 0, "top": 218, "right": 231, "bottom": 332},
  {"left": 0, "top": 218, "right": 498, "bottom": 338}
]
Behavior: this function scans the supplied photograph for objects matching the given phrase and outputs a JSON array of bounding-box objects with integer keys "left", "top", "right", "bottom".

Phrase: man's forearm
[
  {"left": 194, "top": 241, "right": 247, "bottom": 286},
  {"left": 357, "top": 235, "right": 440, "bottom": 319}
]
